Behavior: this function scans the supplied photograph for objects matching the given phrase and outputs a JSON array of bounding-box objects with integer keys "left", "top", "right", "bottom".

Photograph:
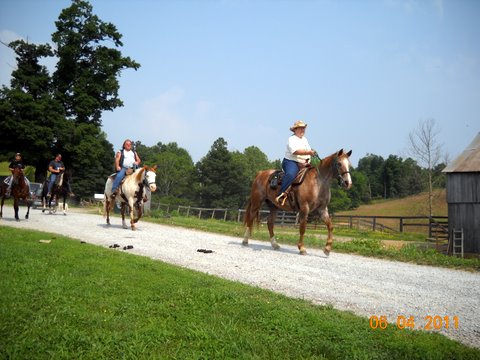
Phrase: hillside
[{"left": 339, "top": 189, "right": 448, "bottom": 217}]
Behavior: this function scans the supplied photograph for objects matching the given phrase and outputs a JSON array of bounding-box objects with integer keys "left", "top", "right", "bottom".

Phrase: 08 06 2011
[{"left": 369, "top": 315, "right": 459, "bottom": 331}]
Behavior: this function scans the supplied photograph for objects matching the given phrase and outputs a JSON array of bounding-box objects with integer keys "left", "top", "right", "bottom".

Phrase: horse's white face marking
[
  {"left": 338, "top": 157, "right": 352, "bottom": 190},
  {"left": 146, "top": 170, "right": 157, "bottom": 192}
]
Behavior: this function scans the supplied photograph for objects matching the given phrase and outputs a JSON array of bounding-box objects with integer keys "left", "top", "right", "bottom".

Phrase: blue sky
[{"left": 1, "top": 0, "right": 479, "bottom": 167}]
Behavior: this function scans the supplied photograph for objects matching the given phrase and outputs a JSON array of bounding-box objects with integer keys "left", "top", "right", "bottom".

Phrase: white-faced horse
[{"left": 104, "top": 165, "right": 157, "bottom": 230}]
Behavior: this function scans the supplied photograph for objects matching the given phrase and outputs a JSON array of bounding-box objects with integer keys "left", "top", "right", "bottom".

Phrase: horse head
[
  {"left": 334, "top": 149, "right": 353, "bottom": 190},
  {"left": 144, "top": 165, "right": 157, "bottom": 192}
]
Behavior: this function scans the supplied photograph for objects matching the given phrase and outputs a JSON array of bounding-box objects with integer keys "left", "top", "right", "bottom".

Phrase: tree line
[
  {"left": 135, "top": 138, "right": 446, "bottom": 213},
  {"left": 0, "top": 0, "right": 446, "bottom": 213}
]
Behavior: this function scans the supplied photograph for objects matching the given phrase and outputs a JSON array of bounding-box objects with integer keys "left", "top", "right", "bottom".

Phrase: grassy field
[
  {"left": 1, "top": 226, "right": 479, "bottom": 359},
  {"left": 338, "top": 189, "right": 448, "bottom": 217}
]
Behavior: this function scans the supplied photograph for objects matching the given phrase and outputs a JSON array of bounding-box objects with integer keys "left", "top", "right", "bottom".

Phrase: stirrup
[{"left": 275, "top": 192, "right": 288, "bottom": 206}]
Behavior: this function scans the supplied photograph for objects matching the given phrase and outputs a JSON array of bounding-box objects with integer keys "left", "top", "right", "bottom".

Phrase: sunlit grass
[{"left": 1, "top": 226, "right": 478, "bottom": 359}]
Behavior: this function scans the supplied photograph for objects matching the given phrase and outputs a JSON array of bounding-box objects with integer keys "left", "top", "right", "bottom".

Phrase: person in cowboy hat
[{"left": 275, "top": 120, "right": 316, "bottom": 205}]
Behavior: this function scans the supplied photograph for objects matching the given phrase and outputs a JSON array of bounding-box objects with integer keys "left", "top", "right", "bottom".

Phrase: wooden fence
[{"left": 150, "top": 202, "right": 447, "bottom": 236}]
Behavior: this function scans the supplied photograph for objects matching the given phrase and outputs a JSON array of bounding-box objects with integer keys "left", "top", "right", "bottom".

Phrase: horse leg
[
  {"left": 120, "top": 203, "right": 129, "bottom": 229},
  {"left": 62, "top": 195, "right": 67, "bottom": 215},
  {"left": 297, "top": 211, "right": 308, "bottom": 255},
  {"left": 267, "top": 207, "right": 280, "bottom": 250},
  {"left": 14, "top": 198, "right": 20, "bottom": 221},
  {"left": 128, "top": 203, "right": 136, "bottom": 230},
  {"left": 104, "top": 197, "right": 111, "bottom": 226},
  {"left": 0, "top": 195, "right": 4, "bottom": 219},
  {"left": 25, "top": 197, "right": 30, "bottom": 219},
  {"left": 320, "top": 208, "right": 333, "bottom": 256}
]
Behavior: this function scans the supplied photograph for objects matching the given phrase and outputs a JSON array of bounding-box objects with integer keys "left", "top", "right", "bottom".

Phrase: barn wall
[
  {"left": 448, "top": 203, "right": 480, "bottom": 254},
  {"left": 446, "top": 173, "right": 480, "bottom": 203}
]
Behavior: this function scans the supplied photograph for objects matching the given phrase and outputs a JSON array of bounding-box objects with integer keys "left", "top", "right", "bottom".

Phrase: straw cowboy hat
[{"left": 290, "top": 120, "right": 307, "bottom": 132}]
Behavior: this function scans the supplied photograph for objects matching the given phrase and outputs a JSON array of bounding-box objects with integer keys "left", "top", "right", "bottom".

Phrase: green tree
[
  {"left": 149, "top": 142, "right": 196, "bottom": 203},
  {"left": 49, "top": 0, "right": 140, "bottom": 197},
  {"left": 52, "top": 0, "right": 140, "bottom": 125},
  {"left": 0, "top": 40, "right": 64, "bottom": 181},
  {"left": 347, "top": 169, "right": 370, "bottom": 208},
  {"left": 357, "top": 154, "right": 385, "bottom": 199},
  {"left": 196, "top": 138, "right": 249, "bottom": 209}
]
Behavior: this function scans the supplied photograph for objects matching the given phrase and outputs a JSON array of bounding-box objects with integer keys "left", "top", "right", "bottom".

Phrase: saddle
[{"left": 269, "top": 166, "right": 311, "bottom": 189}]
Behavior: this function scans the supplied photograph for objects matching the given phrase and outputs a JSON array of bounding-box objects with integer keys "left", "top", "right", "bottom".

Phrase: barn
[{"left": 442, "top": 132, "right": 480, "bottom": 257}]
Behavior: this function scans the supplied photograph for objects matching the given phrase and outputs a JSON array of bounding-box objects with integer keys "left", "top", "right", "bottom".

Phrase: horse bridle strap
[{"left": 333, "top": 156, "right": 350, "bottom": 188}]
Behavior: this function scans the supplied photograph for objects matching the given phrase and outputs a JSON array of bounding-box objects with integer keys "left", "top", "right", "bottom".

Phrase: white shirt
[
  {"left": 122, "top": 149, "right": 136, "bottom": 168},
  {"left": 284, "top": 135, "right": 312, "bottom": 163}
]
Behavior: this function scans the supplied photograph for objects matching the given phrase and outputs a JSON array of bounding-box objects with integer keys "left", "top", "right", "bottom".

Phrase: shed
[{"left": 442, "top": 132, "right": 480, "bottom": 256}]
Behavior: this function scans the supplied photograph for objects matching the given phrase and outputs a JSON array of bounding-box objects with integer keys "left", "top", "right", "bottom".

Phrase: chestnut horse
[
  {"left": 243, "top": 149, "right": 352, "bottom": 256},
  {"left": 0, "top": 167, "right": 31, "bottom": 221},
  {"left": 104, "top": 165, "right": 157, "bottom": 230}
]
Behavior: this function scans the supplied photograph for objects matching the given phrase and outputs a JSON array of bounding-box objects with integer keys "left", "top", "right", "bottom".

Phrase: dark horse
[
  {"left": 41, "top": 172, "right": 69, "bottom": 215},
  {"left": 243, "top": 149, "right": 352, "bottom": 256},
  {"left": 0, "top": 167, "right": 31, "bottom": 221}
]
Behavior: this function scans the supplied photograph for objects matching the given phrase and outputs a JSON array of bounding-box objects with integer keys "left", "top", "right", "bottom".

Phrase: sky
[{"left": 1, "top": 0, "right": 479, "bottom": 167}]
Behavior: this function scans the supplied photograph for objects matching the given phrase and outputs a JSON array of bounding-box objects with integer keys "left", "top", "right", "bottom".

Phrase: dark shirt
[
  {"left": 9, "top": 160, "right": 25, "bottom": 170},
  {"left": 49, "top": 160, "right": 65, "bottom": 172}
]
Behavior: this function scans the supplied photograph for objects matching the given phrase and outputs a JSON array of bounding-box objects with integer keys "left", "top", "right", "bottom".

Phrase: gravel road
[{"left": 1, "top": 206, "right": 479, "bottom": 348}]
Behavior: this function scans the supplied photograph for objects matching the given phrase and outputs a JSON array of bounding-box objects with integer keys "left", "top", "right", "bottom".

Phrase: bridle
[{"left": 333, "top": 156, "right": 351, "bottom": 188}]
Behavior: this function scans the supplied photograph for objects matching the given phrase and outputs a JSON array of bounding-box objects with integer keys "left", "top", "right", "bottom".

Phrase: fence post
[
  {"left": 373, "top": 217, "right": 377, "bottom": 231},
  {"left": 186, "top": 206, "right": 190, "bottom": 217},
  {"left": 399, "top": 217, "right": 403, "bottom": 232},
  {"left": 211, "top": 209, "right": 215, "bottom": 219},
  {"left": 224, "top": 209, "right": 227, "bottom": 221}
]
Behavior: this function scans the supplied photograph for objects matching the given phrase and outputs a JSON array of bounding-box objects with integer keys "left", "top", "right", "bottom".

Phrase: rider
[
  {"left": 110, "top": 139, "right": 141, "bottom": 200},
  {"left": 276, "top": 120, "right": 316, "bottom": 205},
  {"left": 47, "top": 153, "right": 74, "bottom": 197},
  {"left": 5, "top": 153, "right": 31, "bottom": 197}
]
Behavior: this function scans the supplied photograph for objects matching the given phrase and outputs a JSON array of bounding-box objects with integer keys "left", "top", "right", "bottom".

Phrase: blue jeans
[
  {"left": 111, "top": 167, "right": 128, "bottom": 192},
  {"left": 47, "top": 174, "right": 57, "bottom": 193},
  {"left": 280, "top": 158, "right": 299, "bottom": 193}
]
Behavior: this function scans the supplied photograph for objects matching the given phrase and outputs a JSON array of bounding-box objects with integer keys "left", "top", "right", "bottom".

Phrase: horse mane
[
  {"left": 134, "top": 167, "right": 146, "bottom": 183},
  {"left": 318, "top": 152, "right": 337, "bottom": 169}
]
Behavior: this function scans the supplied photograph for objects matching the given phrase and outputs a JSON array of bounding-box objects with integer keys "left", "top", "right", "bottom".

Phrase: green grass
[
  {"left": 1, "top": 226, "right": 479, "bottom": 359},
  {"left": 147, "top": 213, "right": 480, "bottom": 272}
]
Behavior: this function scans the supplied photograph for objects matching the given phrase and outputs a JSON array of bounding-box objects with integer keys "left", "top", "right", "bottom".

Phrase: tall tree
[
  {"left": 0, "top": 40, "right": 64, "bottom": 181},
  {"left": 48, "top": 0, "right": 140, "bottom": 197},
  {"left": 52, "top": 0, "right": 140, "bottom": 125},
  {"left": 196, "top": 138, "right": 249, "bottom": 209},
  {"left": 408, "top": 119, "right": 443, "bottom": 217}
]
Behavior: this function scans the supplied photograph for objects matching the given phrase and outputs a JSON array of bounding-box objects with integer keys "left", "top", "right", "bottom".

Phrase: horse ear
[
  {"left": 347, "top": 150, "right": 352, "bottom": 157},
  {"left": 152, "top": 165, "right": 157, "bottom": 171},
  {"left": 337, "top": 149, "right": 344, "bottom": 156}
]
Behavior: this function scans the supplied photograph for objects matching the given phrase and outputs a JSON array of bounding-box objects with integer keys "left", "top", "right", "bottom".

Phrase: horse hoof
[
  {"left": 299, "top": 249, "right": 307, "bottom": 255},
  {"left": 323, "top": 249, "right": 330, "bottom": 257},
  {"left": 242, "top": 240, "right": 249, "bottom": 246},
  {"left": 272, "top": 244, "right": 280, "bottom": 250}
]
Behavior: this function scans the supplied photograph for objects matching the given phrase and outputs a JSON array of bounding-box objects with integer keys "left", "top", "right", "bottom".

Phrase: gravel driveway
[{"left": 1, "top": 206, "right": 479, "bottom": 348}]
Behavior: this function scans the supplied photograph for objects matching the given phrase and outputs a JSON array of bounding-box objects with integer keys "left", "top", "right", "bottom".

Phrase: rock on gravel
[{"left": 1, "top": 207, "right": 479, "bottom": 348}]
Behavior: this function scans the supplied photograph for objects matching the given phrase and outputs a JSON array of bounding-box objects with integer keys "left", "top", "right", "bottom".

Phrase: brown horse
[
  {"left": 243, "top": 149, "right": 352, "bottom": 256},
  {"left": 0, "top": 167, "right": 31, "bottom": 221}
]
